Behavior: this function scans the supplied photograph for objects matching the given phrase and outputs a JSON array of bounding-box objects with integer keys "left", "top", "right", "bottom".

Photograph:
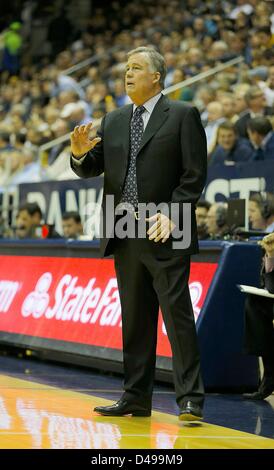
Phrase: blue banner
[
  {"left": 19, "top": 177, "right": 103, "bottom": 237},
  {"left": 205, "top": 160, "right": 274, "bottom": 202},
  {"left": 17, "top": 161, "right": 274, "bottom": 236}
]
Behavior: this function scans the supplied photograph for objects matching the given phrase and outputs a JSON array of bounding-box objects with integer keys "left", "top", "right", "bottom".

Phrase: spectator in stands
[
  {"left": 209, "top": 121, "right": 253, "bottom": 165},
  {"left": 204, "top": 101, "right": 225, "bottom": 153},
  {"left": 60, "top": 101, "right": 91, "bottom": 129},
  {"left": 235, "top": 86, "right": 273, "bottom": 138},
  {"left": 233, "top": 84, "right": 251, "bottom": 120},
  {"left": 113, "top": 79, "right": 129, "bottom": 107},
  {"left": 0, "top": 130, "right": 12, "bottom": 152},
  {"left": 247, "top": 117, "right": 274, "bottom": 160},
  {"left": 258, "top": 65, "right": 274, "bottom": 108},
  {"left": 205, "top": 202, "right": 229, "bottom": 239},
  {"left": 219, "top": 93, "right": 238, "bottom": 123},
  {"left": 249, "top": 192, "right": 274, "bottom": 233},
  {"left": 48, "top": 119, "right": 70, "bottom": 165},
  {"left": 1, "top": 22, "right": 22, "bottom": 75},
  {"left": 195, "top": 85, "right": 216, "bottom": 125},
  {"left": 243, "top": 232, "right": 274, "bottom": 400},
  {"left": 48, "top": 66, "right": 85, "bottom": 100},
  {"left": 14, "top": 201, "right": 60, "bottom": 239},
  {"left": 15, "top": 202, "right": 43, "bottom": 239},
  {"left": 62, "top": 211, "right": 83, "bottom": 239},
  {"left": 196, "top": 200, "right": 211, "bottom": 240}
]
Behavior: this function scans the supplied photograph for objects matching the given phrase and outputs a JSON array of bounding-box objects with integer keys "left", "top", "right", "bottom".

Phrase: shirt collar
[
  {"left": 261, "top": 131, "right": 273, "bottom": 149},
  {"left": 133, "top": 92, "right": 162, "bottom": 115}
]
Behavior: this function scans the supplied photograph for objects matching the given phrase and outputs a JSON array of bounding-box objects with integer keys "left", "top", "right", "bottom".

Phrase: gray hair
[{"left": 127, "top": 47, "right": 166, "bottom": 89}]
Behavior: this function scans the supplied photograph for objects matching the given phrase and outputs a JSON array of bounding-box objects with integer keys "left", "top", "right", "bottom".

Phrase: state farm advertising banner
[{"left": 0, "top": 255, "right": 217, "bottom": 357}]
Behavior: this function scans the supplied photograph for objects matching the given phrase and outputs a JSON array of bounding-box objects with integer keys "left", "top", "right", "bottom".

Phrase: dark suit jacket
[
  {"left": 235, "top": 108, "right": 273, "bottom": 139},
  {"left": 251, "top": 132, "right": 274, "bottom": 161},
  {"left": 71, "top": 95, "right": 207, "bottom": 258}
]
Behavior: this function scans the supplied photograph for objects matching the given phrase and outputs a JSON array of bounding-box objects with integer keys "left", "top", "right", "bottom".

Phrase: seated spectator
[
  {"left": 60, "top": 101, "right": 91, "bottom": 129},
  {"left": 209, "top": 121, "right": 254, "bottom": 165},
  {"left": 243, "top": 232, "right": 274, "bottom": 400},
  {"left": 0, "top": 130, "right": 12, "bottom": 152},
  {"left": 233, "top": 84, "right": 251, "bottom": 119},
  {"left": 196, "top": 200, "right": 211, "bottom": 240},
  {"left": 205, "top": 202, "right": 230, "bottom": 239},
  {"left": 247, "top": 117, "right": 274, "bottom": 160},
  {"left": 15, "top": 202, "right": 43, "bottom": 239},
  {"left": 204, "top": 101, "right": 225, "bottom": 153},
  {"left": 195, "top": 85, "right": 217, "bottom": 125},
  {"left": 235, "top": 86, "right": 273, "bottom": 138},
  {"left": 48, "top": 119, "right": 70, "bottom": 165},
  {"left": 62, "top": 211, "right": 83, "bottom": 239},
  {"left": 219, "top": 93, "right": 239, "bottom": 123},
  {"left": 14, "top": 202, "right": 60, "bottom": 239},
  {"left": 258, "top": 65, "right": 274, "bottom": 108},
  {"left": 248, "top": 192, "right": 274, "bottom": 233}
]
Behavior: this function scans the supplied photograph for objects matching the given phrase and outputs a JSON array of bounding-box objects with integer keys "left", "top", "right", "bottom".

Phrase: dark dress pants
[{"left": 113, "top": 235, "right": 204, "bottom": 410}]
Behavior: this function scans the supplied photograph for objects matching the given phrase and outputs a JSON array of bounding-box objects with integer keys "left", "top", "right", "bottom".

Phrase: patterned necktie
[{"left": 120, "top": 105, "right": 146, "bottom": 210}]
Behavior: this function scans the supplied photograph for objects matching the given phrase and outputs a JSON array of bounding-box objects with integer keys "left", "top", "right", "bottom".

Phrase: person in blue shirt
[{"left": 209, "top": 121, "right": 253, "bottom": 166}]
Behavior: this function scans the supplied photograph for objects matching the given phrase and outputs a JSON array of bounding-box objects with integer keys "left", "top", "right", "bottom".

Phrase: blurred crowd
[
  {"left": 0, "top": 0, "right": 273, "bottom": 189},
  {"left": 0, "top": 0, "right": 274, "bottom": 239}
]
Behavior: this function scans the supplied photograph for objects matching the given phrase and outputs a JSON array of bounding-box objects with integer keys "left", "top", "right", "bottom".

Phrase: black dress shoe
[
  {"left": 243, "top": 377, "right": 274, "bottom": 400},
  {"left": 179, "top": 401, "right": 203, "bottom": 422},
  {"left": 93, "top": 399, "right": 151, "bottom": 417}
]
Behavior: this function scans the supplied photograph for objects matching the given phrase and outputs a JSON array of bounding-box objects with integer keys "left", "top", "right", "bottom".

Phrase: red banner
[{"left": 0, "top": 255, "right": 217, "bottom": 356}]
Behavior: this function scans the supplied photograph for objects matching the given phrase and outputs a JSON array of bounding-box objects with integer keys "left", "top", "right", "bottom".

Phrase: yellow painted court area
[{"left": 0, "top": 374, "right": 273, "bottom": 449}]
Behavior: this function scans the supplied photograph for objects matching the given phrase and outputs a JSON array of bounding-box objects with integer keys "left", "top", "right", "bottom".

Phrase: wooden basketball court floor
[{"left": 0, "top": 354, "right": 274, "bottom": 449}]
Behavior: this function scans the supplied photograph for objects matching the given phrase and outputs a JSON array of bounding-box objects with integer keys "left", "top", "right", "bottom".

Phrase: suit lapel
[
  {"left": 119, "top": 104, "right": 133, "bottom": 159},
  {"left": 137, "top": 95, "right": 169, "bottom": 156}
]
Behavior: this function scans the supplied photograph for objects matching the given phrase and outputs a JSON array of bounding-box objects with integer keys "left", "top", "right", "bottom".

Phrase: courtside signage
[{"left": 0, "top": 256, "right": 217, "bottom": 356}]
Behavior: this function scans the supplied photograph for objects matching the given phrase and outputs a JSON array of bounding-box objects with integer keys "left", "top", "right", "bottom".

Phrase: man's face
[
  {"left": 196, "top": 207, "right": 208, "bottom": 226},
  {"left": 62, "top": 218, "right": 82, "bottom": 238},
  {"left": 125, "top": 53, "right": 160, "bottom": 104},
  {"left": 15, "top": 210, "right": 40, "bottom": 238},
  {"left": 234, "top": 93, "right": 247, "bottom": 114},
  {"left": 221, "top": 97, "right": 234, "bottom": 118},
  {"left": 249, "top": 91, "right": 266, "bottom": 110},
  {"left": 247, "top": 128, "right": 259, "bottom": 147},
  {"left": 248, "top": 200, "right": 265, "bottom": 230},
  {"left": 218, "top": 129, "right": 236, "bottom": 151}
]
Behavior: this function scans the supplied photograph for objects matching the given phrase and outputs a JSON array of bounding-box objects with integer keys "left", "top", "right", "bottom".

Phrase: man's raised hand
[{"left": 70, "top": 122, "right": 101, "bottom": 158}]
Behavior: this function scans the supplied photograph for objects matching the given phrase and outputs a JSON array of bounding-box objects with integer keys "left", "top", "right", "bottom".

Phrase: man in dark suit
[
  {"left": 235, "top": 86, "right": 273, "bottom": 139},
  {"left": 247, "top": 117, "right": 274, "bottom": 161},
  {"left": 70, "top": 47, "right": 207, "bottom": 421},
  {"left": 243, "top": 233, "right": 274, "bottom": 400}
]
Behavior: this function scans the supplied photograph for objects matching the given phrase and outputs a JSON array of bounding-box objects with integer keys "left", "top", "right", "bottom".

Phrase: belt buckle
[{"left": 134, "top": 211, "right": 140, "bottom": 220}]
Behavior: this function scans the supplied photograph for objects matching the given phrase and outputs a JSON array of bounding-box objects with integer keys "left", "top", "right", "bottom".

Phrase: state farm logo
[
  {"left": 189, "top": 282, "right": 203, "bottom": 321},
  {"left": 0, "top": 280, "right": 20, "bottom": 313},
  {"left": 161, "top": 281, "right": 202, "bottom": 335},
  {"left": 22, "top": 273, "right": 52, "bottom": 318},
  {"left": 21, "top": 273, "right": 203, "bottom": 330},
  {"left": 21, "top": 272, "right": 121, "bottom": 326}
]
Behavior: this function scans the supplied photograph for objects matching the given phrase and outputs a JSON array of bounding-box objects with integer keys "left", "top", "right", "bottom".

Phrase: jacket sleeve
[
  {"left": 171, "top": 106, "right": 207, "bottom": 207},
  {"left": 70, "top": 116, "right": 105, "bottom": 178}
]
